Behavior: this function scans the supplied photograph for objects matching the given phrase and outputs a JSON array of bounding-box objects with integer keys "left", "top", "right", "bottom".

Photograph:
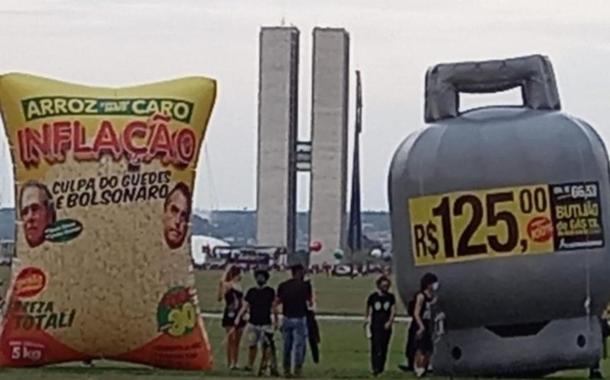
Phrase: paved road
[{"left": 202, "top": 312, "right": 410, "bottom": 323}]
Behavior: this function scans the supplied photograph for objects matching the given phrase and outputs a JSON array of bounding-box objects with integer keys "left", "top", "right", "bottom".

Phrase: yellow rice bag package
[{"left": 0, "top": 73, "right": 216, "bottom": 369}]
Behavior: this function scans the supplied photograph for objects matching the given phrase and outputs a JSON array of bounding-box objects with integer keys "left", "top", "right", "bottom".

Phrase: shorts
[
  {"left": 414, "top": 330, "right": 433, "bottom": 354},
  {"left": 222, "top": 309, "right": 246, "bottom": 328},
  {"left": 246, "top": 324, "right": 274, "bottom": 348}
]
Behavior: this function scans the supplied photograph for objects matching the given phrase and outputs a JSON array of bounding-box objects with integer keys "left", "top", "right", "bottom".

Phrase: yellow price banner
[{"left": 408, "top": 182, "right": 603, "bottom": 266}]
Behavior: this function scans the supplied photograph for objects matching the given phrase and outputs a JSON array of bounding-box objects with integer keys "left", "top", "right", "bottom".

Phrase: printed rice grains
[{"left": 0, "top": 73, "right": 216, "bottom": 369}]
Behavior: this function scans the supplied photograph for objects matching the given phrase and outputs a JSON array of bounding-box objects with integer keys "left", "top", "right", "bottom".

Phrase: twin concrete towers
[{"left": 256, "top": 27, "right": 350, "bottom": 266}]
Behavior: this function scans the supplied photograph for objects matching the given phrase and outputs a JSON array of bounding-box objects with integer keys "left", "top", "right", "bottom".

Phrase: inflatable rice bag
[{"left": 0, "top": 73, "right": 216, "bottom": 369}]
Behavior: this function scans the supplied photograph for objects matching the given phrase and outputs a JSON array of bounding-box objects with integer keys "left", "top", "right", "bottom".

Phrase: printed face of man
[
  {"left": 163, "top": 189, "right": 189, "bottom": 249},
  {"left": 21, "top": 186, "right": 53, "bottom": 248}
]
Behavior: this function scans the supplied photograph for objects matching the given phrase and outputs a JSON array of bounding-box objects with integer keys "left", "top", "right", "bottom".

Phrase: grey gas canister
[{"left": 389, "top": 55, "right": 610, "bottom": 376}]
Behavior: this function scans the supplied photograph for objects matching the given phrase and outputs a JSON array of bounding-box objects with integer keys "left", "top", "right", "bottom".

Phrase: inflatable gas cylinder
[{"left": 389, "top": 55, "right": 610, "bottom": 376}]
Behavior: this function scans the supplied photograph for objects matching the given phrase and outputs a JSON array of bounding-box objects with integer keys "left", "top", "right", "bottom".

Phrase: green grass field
[
  {"left": 0, "top": 267, "right": 388, "bottom": 316},
  {"left": 194, "top": 270, "right": 396, "bottom": 315},
  {"left": 0, "top": 318, "right": 406, "bottom": 380},
  {"left": 0, "top": 267, "right": 603, "bottom": 379},
  {"left": 0, "top": 267, "right": 404, "bottom": 379},
  {"left": 0, "top": 318, "right": 601, "bottom": 380}
]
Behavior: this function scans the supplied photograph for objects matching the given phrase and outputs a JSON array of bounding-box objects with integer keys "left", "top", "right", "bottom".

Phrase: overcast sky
[{"left": 1, "top": 0, "right": 610, "bottom": 211}]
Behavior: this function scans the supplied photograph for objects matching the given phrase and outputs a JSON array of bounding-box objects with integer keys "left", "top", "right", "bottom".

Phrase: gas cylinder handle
[{"left": 424, "top": 54, "right": 561, "bottom": 123}]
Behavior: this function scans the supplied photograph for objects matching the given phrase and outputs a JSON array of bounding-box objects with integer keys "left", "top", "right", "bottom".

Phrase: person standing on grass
[
  {"left": 304, "top": 270, "right": 321, "bottom": 364},
  {"left": 236, "top": 268, "right": 279, "bottom": 375},
  {"left": 398, "top": 297, "right": 417, "bottom": 372},
  {"left": 413, "top": 273, "right": 439, "bottom": 378},
  {"left": 219, "top": 265, "right": 246, "bottom": 370},
  {"left": 365, "top": 275, "right": 396, "bottom": 377},
  {"left": 275, "top": 264, "right": 313, "bottom": 378}
]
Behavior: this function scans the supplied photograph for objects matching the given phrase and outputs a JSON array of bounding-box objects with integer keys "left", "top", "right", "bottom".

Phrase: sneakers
[
  {"left": 398, "top": 364, "right": 412, "bottom": 372},
  {"left": 293, "top": 366, "right": 303, "bottom": 378},
  {"left": 414, "top": 366, "right": 427, "bottom": 378},
  {"left": 282, "top": 366, "right": 303, "bottom": 378},
  {"left": 258, "top": 365, "right": 280, "bottom": 377},
  {"left": 257, "top": 365, "right": 266, "bottom": 376}
]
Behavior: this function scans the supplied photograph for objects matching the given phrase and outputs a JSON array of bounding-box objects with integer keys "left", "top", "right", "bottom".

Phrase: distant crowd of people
[
  {"left": 202, "top": 260, "right": 391, "bottom": 278},
  {"left": 216, "top": 263, "right": 440, "bottom": 378}
]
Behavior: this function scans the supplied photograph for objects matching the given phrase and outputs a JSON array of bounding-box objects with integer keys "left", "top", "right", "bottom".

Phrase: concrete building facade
[
  {"left": 309, "top": 28, "right": 350, "bottom": 265},
  {"left": 256, "top": 27, "right": 300, "bottom": 253},
  {"left": 256, "top": 26, "right": 350, "bottom": 266}
]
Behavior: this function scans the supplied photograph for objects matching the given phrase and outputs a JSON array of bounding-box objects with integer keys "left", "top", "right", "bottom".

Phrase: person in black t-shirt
[
  {"left": 236, "top": 269, "right": 278, "bottom": 374},
  {"left": 276, "top": 264, "right": 313, "bottom": 378},
  {"left": 365, "top": 275, "right": 396, "bottom": 376}
]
